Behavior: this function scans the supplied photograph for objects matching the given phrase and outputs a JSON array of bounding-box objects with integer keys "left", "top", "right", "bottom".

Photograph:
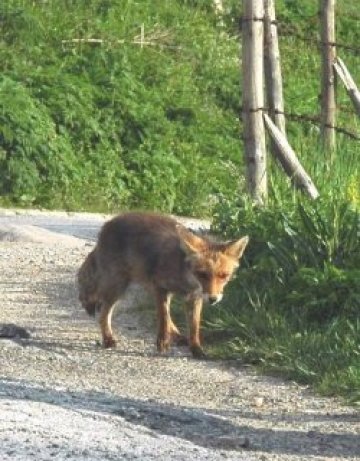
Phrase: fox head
[{"left": 178, "top": 226, "right": 249, "bottom": 305}]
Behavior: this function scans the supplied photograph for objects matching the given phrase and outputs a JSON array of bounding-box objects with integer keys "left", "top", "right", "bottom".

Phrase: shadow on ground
[{"left": 0, "top": 379, "right": 358, "bottom": 457}]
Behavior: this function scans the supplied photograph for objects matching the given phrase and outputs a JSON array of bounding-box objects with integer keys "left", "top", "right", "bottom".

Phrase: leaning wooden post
[
  {"left": 242, "top": 0, "right": 267, "bottom": 205},
  {"left": 264, "top": 0, "right": 286, "bottom": 135},
  {"left": 264, "top": 114, "right": 319, "bottom": 200},
  {"left": 333, "top": 57, "right": 360, "bottom": 118},
  {"left": 320, "top": 0, "right": 336, "bottom": 153}
]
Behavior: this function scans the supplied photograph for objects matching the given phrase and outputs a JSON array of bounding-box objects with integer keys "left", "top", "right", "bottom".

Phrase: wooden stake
[
  {"left": 242, "top": 0, "right": 267, "bottom": 205},
  {"left": 320, "top": 0, "right": 336, "bottom": 152},
  {"left": 333, "top": 57, "right": 360, "bottom": 118},
  {"left": 264, "top": 114, "right": 319, "bottom": 200},
  {"left": 264, "top": 0, "right": 286, "bottom": 135}
]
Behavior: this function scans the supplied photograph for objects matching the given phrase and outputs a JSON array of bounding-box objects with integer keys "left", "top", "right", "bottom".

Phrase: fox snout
[
  {"left": 187, "top": 291, "right": 223, "bottom": 305},
  {"left": 204, "top": 293, "right": 223, "bottom": 305}
]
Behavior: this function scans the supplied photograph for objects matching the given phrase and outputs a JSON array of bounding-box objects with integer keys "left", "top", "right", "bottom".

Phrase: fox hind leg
[
  {"left": 155, "top": 289, "right": 175, "bottom": 353},
  {"left": 169, "top": 317, "right": 188, "bottom": 346},
  {"left": 98, "top": 280, "right": 129, "bottom": 348},
  {"left": 99, "top": 301, "right": 118, "bottom": 348}
]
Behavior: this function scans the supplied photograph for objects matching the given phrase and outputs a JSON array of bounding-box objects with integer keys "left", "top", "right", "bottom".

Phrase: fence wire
[
  {"left": 238, "top": 11, "right": 360, "bottom": 142},
  {"left": 239, "top": 107, "right": 360, "bottom": 141}
]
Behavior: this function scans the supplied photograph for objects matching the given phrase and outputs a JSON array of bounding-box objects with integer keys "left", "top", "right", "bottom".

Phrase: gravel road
[{"left": 0, "top": 209, "right": 359, "bottom": 461}]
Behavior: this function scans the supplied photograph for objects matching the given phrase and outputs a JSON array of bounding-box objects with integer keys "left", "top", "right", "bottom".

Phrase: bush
[
  {"left": 0, "top": 77, "right": 75, "bottom": 205},
  {"left": 0, "top": 0, "right": 242, "bottom": 214}
]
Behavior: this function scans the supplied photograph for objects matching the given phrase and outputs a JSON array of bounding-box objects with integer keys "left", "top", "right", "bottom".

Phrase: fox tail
[{"left": 77, "top": 249, "right": 100, "bottom": 317}]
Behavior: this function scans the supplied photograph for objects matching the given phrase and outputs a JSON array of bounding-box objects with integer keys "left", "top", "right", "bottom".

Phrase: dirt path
[{"left": 0, "top": 210, "right": 359, "bottom": 460}]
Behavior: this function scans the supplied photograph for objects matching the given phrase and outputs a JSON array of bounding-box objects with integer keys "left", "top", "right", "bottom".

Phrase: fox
[{"left": 77, "top": 212, "right": 249, "bottom": 358}]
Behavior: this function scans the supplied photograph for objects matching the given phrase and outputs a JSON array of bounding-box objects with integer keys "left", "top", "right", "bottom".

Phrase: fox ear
[
  {"left": 177, "top": 225, "right": 206, "bottom": 255},
  {"left": 223, "top": 236, "right": 249, "bottom": 260}
]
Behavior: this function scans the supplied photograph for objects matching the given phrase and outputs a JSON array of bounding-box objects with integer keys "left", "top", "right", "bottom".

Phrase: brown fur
[{"left": 77, "top": 212, "right": 248, "bottom": 358}]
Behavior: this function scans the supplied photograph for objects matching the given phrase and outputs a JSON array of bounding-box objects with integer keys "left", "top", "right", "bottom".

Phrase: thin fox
[{"left": 77, "top": 212, "right": 248, "bottom": 358}]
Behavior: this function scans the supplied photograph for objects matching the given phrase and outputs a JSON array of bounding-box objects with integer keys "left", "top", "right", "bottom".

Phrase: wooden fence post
[
  {"left": 264, "top": 0, "right": 286, "bottom": 135},
  {"left": 320, "top": 0, "right": 336, "bottom": 153},
  {"left": 242, "top": 0, "right": 267, "bottom": 205}
]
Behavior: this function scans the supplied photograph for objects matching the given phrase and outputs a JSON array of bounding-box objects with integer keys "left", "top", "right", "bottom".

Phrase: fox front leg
[{"left": 186, "top": 297, "right": 206, "bottom": 359}]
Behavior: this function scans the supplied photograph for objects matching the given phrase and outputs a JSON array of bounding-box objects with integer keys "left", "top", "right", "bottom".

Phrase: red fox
[{"left": 77, "top": 212, "right": 248, "bottom": 358}]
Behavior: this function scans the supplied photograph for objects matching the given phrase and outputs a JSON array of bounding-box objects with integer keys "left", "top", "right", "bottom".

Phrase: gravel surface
[{"left": 0, "top": 209, "right": 359, "bottom": 461}]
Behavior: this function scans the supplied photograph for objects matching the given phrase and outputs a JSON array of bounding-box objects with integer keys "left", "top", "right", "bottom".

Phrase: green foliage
[
  {"left": 0, "top": 0, "right": 358, "bottom": 216},
  {"left": 0, "top": 76, "right": 75, "bottom": 205},
  {"left": 209, "top": 186, "right": 360, "bottom": 402},
  {"left": 0, "top": 75, "right": 130, "bottom": 210},
  {"left": 0, "top": 0, "right": 241, "bottom": 214}
]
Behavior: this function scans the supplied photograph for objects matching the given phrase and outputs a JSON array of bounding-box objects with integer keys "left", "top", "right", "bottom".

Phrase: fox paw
[
  {"left": 103, "top": 336, "right": 117, "bottom": 349},
  {"left": 157, "top": 336, "right": 171, "bottom": 353},
  {"left": 172, "top": 333, "right": 188, "bottom": 346},
  {"left": 190, "top": 345, "right": 207, "bottom": 360}
]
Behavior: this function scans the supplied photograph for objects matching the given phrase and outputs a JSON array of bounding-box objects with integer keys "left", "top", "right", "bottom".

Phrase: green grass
[{"left": 205, "top": 146, "right": 360, "bottom": 403}]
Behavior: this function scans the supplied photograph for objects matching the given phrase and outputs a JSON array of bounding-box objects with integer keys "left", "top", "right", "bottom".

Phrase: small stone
[{"left": 254, "top": 396, "right": 264, "bottom": 407}]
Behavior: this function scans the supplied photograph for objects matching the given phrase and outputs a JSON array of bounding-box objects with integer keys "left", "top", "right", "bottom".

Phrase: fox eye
[
  {"left": 196, "top": 270, "right": 210, "bottom": 280},
  {"left": 218, "top": 273, "right": 230, "bottom": 281}
]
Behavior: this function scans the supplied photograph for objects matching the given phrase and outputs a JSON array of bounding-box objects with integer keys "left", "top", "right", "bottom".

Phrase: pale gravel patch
[
  {"left": 0, "top": 212, "right": 359, "bottom": 461},
  {"left": 0, "top": 224, "right": 85, "bottom": 246}
]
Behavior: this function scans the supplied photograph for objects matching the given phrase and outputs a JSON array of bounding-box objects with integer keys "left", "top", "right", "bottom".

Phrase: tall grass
[{"left": 207, "top": 143, "right": 360, "bottom": 403}]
